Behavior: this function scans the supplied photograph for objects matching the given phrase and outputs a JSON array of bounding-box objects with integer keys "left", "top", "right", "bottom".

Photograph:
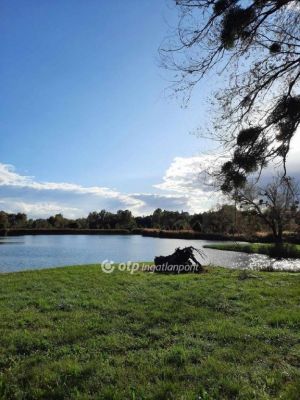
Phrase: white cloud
[
  {"left": 0, "top": 162, "right": 200, "bottom": 217},
  {"left": 2, "top": 141, "right": 299, "bottom": 219},
  {"left": 154, "top": 154, "right": 226, "bottom": 212},
  {"left": 286, "top": 131, "right": 300, "bottom": 176},
  {"left": 153, "top": 141, "right": 300, "bottom": 213},
  {"left": 0, "top": 199, "right": 80, "bottom": 219},
  {"left": 0, "top": 163, "right": 140, "bottom": 204},
  {"left": 0, "top": 163, "right": 144, "bottom": 217},
  {"left": 0, "top": 163, "right": 33, "bottom": 186}
]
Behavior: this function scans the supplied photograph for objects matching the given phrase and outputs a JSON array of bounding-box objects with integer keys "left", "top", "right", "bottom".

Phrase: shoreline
[
  {"left": 204, "top": 242, "right": 300, "bottom": 259},
  {"left": 0, "top": 228, "right": 253, "bottom": 242},
  {"left": 1, "top": 228, "right": 300, "bottom": 244}
]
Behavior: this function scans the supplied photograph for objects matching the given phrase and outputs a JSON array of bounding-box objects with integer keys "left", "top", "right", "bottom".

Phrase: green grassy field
[
  {"left": 204, "top": 242, "right": 300, "bottom": 259},
  {"left": 0, "top": 265, "right": 300, "bottom": 399}
]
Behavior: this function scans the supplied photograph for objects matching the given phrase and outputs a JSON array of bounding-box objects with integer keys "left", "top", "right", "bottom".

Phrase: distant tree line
[{"left": 1, "top": 205, "right": 299, "bottom": 236}]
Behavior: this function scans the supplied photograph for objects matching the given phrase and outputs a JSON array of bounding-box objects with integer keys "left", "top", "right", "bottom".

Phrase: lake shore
[
  {"left": 2, "top": 228, "right": 300, "bottom": 244},
  {"left": 0, "top": 264, "right": 299, "bottom": 399},
  {"left": 204, "top": 242, "right": 300, "bottom": 259}
]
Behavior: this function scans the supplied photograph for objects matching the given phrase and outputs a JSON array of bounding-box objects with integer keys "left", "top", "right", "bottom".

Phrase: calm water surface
[{"left": 0, "top": 235, "right": 299, "bottom": 272}]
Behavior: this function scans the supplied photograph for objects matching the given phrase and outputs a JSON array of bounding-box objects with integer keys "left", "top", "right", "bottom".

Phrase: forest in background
[{"left": 1, "top": 205, "right": 299, "bottom": 237}]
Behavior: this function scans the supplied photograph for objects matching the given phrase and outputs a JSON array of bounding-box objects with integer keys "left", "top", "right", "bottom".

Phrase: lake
[{"left": 0, "top": 234, "right": 299, "bottom": 273}]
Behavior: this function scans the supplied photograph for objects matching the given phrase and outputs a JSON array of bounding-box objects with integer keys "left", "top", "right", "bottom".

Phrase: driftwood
[{"left": 154, "top": 246, "right": 205, "bottom": 274}]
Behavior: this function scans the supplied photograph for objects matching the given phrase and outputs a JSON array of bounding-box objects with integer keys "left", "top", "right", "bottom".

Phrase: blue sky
[
  {"left": 1, "top": 0, "right": 299, "bottom": 217},
  {"left": 0, "top": 0, "right": 209, "bottom": 184}
]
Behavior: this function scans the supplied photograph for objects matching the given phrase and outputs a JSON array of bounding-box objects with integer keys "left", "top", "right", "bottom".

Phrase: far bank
[{"left": 1, "top": 228, "right": 300, "bottom": 244}]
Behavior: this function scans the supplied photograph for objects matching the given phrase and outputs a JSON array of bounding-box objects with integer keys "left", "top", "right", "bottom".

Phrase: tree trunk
[{"left": 269, "top": 223, "right": 284, "bottom": 258}]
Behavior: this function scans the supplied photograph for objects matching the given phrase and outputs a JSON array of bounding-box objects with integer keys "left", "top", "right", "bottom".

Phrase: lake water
[{"left": 0, "top": 234, "right": 299, "bottom": 273}]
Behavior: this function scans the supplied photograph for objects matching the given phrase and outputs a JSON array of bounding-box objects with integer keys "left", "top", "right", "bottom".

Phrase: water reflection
[{"left": 0, "top": 238, "right": 24, "bottom": 245}]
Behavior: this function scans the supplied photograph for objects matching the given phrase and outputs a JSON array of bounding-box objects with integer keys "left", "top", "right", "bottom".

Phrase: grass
[
  {"left": 0, "top": 265, "right": 300, "bottom": 399},
  {"left": 204, "top": 242, "right": 300, "bottom": 259}
]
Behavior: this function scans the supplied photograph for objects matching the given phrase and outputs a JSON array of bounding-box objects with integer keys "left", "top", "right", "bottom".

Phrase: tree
[
  {"left": 135, "top": 215, "right": 153, "bottom": 228},
  {"left": 116, "top": 210, "right": 136, "bottom": 229},
  {"left": 190, "top": 213, "right": 203, "bottom": 231},
  {"left": 15, "top": 213, "right": 27, "bottom": 227},
  {"left": 32, "top": 219, "right": 52, "bottom": 229},
  {"left": 233, "top": 175, "right": 299, "bottom": 243},
  {"left": 7, "top": 212, "right": 27, "bottom": 228},
  {"left": 152, "top": 208, "right": 163, "bottom": 228},
  {"left": 240, "top": 209, "right": 264, "bottom": 236},
  {"left": 47, "top": 214, "right": 66, "bottom": 229},
  {"left": 0, "top": 211, "right": 8, "bottom": 230},
  {"left": 87, "top": 212, "right": 100, "bottom": 229},
  {"left": 161, "top": 0, "right": 300, "bottom": 188}
]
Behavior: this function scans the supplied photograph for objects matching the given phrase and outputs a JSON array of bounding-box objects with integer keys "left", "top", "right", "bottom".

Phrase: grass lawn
[
  {"left": 204, "top": 242, "right": 300, "bottom": 259},
  {"left": 0, "top": 265, "right": 300, "bottom": 399}
]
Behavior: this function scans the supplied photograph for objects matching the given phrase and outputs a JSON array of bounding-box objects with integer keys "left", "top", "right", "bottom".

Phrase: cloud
[
  {"left": 153, "top": 141, "right": 300, "bottom": 212},
  {"left": 0, "top": 156, "right": 222, "bottom": 217},
  {"left": 154, "top": 154, "right": 226, "bottom": 212},
  {"left": 0, "top": 162, "right": 202, "bottom": 217},
  {"left": 2, "top": 140, "right": 299, "bottom": 219},
  {"left": 0, "top": 163, "right": 139, "bottom": 203},
  {"left": 286, "top": 132, "right": 300, "bottom": 177},
  {"left": 0, "top": 163, "right": 144, "bottom": 217},
  {"left": 0, "top": 199, "right": 80, "bottom": 219},
  {"left": 154, "top": 155, "right": 212, "bottom": 193},
  {"left": 131, "top": 193, "right": 189, "bottom": 211}
]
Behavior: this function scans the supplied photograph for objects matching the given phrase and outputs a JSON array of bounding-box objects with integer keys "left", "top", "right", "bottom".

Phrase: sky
[{"left": 0, "top": 0, "right": 299, "bottom": 218}]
